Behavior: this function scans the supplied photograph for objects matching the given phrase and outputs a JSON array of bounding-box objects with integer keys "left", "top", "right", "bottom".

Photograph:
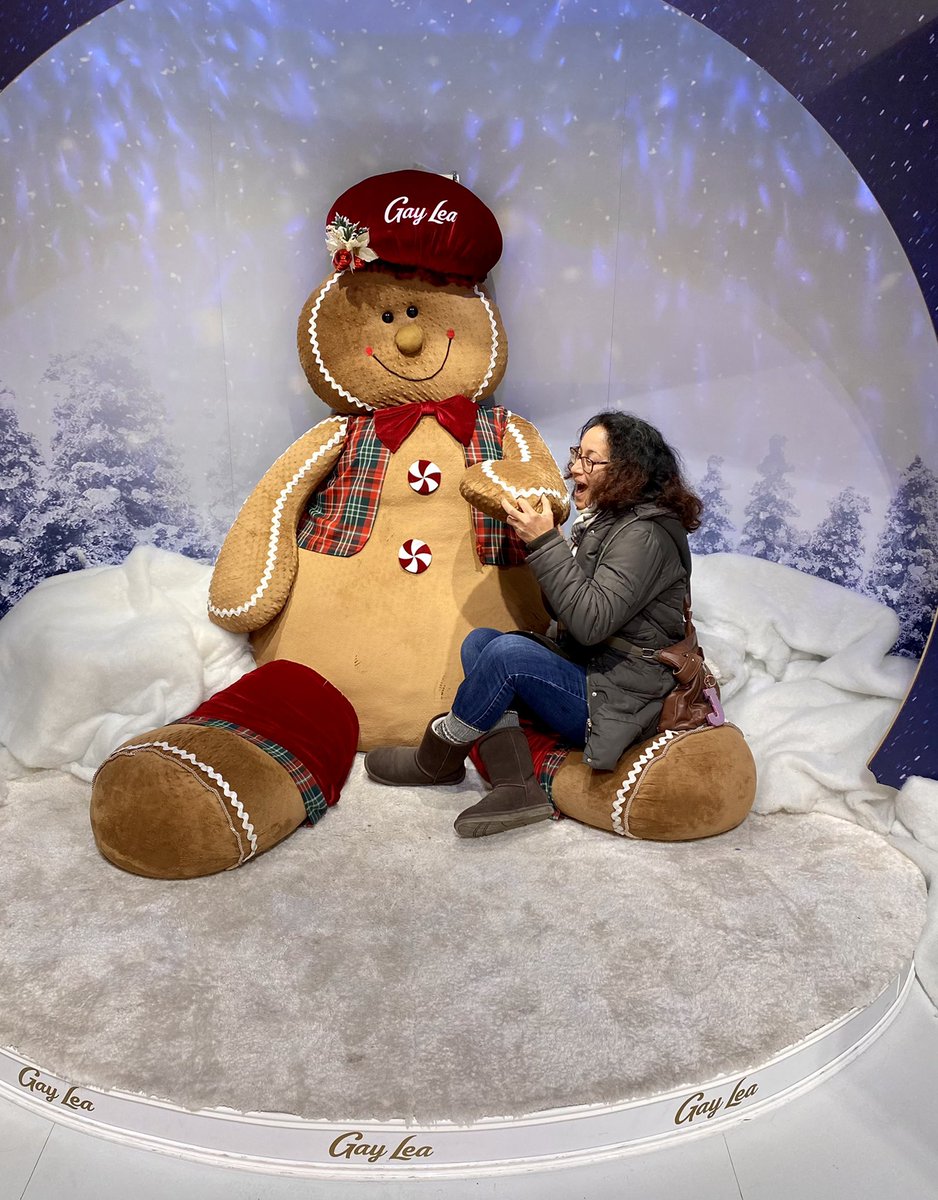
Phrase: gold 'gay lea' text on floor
[
  {"left": 328, "top": 1131, "right": 433, "bottom": 1163},
  {"left": 673, "top": 1075, "right": 759, "bottom": 1125},
  {"left": 17, "top": 1066, "right": 95, "bottom": 1113}
]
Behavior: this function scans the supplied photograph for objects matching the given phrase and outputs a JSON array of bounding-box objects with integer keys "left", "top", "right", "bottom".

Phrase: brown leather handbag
[{"left": 655, "top": 598, "right": 724, "bottom": 733}]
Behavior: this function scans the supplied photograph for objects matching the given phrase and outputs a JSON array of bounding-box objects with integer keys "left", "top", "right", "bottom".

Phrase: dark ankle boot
[
  {"left": 453, "top": 726, "right": 554, "bottom": 838},
  {"left": 365, "top": 716, "right": 470, "bottom": 787}
]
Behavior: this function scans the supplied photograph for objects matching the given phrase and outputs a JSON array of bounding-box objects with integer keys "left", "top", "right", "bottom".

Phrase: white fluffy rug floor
[
  {"left": 0, "top": 548, "right": 935, "bottom": 1122},
  {"left": 0, "top": 761, "right": 925, "bottom": 1124}
]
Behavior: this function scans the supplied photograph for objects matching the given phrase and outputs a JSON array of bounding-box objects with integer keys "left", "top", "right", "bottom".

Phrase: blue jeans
[{"left": 450, "top": 628, "right": 589, "bottom": 746}]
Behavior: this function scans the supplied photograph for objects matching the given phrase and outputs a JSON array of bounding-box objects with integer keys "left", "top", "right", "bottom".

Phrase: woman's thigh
[{"left": 453, "top": 633, "right": 589, "bottom": 745}]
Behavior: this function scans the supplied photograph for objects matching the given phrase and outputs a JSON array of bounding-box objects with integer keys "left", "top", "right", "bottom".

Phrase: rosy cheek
[
  {"left": 446, "top": 329, "right": 455, "bottom": 340},
  {"left": 364, "top": 346, "right": 373, "bottom": 356}
]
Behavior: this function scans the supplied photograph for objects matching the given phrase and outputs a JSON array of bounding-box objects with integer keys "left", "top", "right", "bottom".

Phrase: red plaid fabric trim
[
  {"left": 175, "top": 716, "right": 329, "bottom": 825},
  {"left": 470, "top": 407, "right": 527, "bottom": 567},
  {"left": 537, "top": 747, "right": 569, "bottom": 817},
  {"left": 296, "top": 416, "right": 387, "bottom": 556},
  {"left": 296, "top": 405, "right": 526, "bottom": 567}
]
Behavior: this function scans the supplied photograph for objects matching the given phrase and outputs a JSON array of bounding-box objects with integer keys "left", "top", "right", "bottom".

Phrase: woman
[{"left": 365, "top": 411, "right": 703, "bottom": 837}]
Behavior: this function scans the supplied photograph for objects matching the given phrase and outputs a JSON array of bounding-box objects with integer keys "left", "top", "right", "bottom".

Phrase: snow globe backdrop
[
  {"left": 1, "top": 0, "right": 938, "bottom": 1164},
  {"left": 0, "top": 0, "right": 935, "bottom": 789}
]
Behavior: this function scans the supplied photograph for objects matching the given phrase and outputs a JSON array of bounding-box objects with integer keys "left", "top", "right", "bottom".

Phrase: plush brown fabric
[
  {"left": 90, "top": 723, "right": 307, "bottom": 879},
  {"left": 552, "top": 723, "right": 757, "bottom": 842},
  {"left": 298, "top": 269, "right": 507, "bottom": 412},
  {"left": 252, "top": 421, "right": 548, "bottom": 748},
  {"left": 211, "top": 263, "right": 564, "bottom": 750},
  {"left": 459, "top": 413, "right": 570, "bottom": 525},
  {"left": 208, "top": 417, "right": 348, "bottom": 633}
]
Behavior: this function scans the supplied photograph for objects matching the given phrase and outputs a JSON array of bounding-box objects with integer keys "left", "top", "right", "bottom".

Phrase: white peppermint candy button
[
  {"left": 398, "top": 539, "right": 432, "bottom": 574},
  {"left": 407, "top": 459, "right": 442, "bottom": 494}
]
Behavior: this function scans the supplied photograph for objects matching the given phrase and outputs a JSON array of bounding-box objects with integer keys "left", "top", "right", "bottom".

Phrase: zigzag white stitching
[
  {"left": 471, "top": 285, "right": 499, "bottom": 401},
  {"left": 505, "top": 418, "right": 532, "bottom": 463},
  {"left": 480, "top": 460, "right": 567, "bottom": 505},
  {"left": 610, "top": 730, "right": 677, "bottom": 837},
  {"left": 308, "top": 273, "right": 373, "bottom": 411},
  {"left": 208, "top": 419, "right": 347, "bottom": 619},
  {"left": 111, "top": 740, "right": 258, "bottom": 864}
]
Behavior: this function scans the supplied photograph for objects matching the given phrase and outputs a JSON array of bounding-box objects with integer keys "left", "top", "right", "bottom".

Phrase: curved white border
[
  {"left": 207, "top": 418, "right": 347, "bottom": 619},
  {"left": 471, "top": 285, "right": 500, "bottom": 401},
  {"left": 504, "top": 417, "right": 533, "bottom": 462},
  {"left": 480, "top": 461, "right": 568, "bottom": 506},
  {"left": 611, "top": 729, "right": 679, "bottom": 836},
  {"left": 307, "top": 277, "right": 499, "bottom": 407},
  {"left": 106, "top": 740, "right": 258, "bottom": 863},
  {"left": 307, "top": 274, "right": 374, "bottom": 411},
  {"left": 0, "top": 961, "right": 914, "bottom": 1179}
]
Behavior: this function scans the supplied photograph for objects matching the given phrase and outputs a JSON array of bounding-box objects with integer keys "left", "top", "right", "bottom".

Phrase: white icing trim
[
  {"left": 208, "top": 419, "right": 347, "bottom": 619},
  {"left": 480, "top": 460, "right": 567, "bottom": 505},
  {"left": 471, "top": 285, "right": 500, "bottom": 401},
  {"left": 610, "top": 730, "right": 678, "bottom": 838},
  {"left": 307, "top": 273, "right": 374, "bottom": 412},
  {"left": 109, "top": 741, "right": 258, "bottom": 865},
  {"left": 505, "top": 419, "right": 532, "bottom": 463}
]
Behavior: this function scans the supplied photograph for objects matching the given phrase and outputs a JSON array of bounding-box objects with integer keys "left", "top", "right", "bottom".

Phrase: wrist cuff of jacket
[{"left": 525, "top": 527, "right": 564, "bottom": 554}]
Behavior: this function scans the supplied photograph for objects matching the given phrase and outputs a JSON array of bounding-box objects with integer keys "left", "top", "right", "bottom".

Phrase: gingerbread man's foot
[{"left": 91, "top": 662, "right": 358, "bottom": 879}]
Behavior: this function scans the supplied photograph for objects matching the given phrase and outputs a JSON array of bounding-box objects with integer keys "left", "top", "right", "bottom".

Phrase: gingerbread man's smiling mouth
[{"left": 367, "top": 335, "right": 453, "bottom": 382}]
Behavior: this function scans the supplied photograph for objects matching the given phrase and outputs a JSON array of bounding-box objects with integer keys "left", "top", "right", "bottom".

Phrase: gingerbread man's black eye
[
  {"left": 406, "top": 304, "right": 419, "bottom": 319},
  {"left": 381, "top": 311, "right": 394, "bottom": 323}
]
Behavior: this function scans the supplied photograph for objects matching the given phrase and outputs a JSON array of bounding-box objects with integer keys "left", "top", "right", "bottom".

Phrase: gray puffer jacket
[{"left": 523, "top": 503, "right": 689, "bottom": 770}]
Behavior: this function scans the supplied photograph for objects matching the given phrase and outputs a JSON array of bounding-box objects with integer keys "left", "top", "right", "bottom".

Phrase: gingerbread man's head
[{"left": 298, "top": 171, "right": 508, "bottom": 414}]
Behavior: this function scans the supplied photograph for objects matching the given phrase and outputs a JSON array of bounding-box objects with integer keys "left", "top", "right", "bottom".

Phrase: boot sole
[{"left": 454, "top": 804, "right": 554, "bottom": 838}]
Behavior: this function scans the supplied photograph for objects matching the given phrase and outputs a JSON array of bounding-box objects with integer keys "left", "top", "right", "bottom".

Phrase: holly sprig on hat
[{"left": 325, "top": 214, "right": 379, "bottom": 272}]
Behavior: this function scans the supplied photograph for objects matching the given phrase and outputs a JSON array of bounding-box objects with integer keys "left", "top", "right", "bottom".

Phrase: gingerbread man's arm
[
  {"left": 208, "top": 416, "right": 348, "bottom": 632},
  {"left": 460, "top": 413, "right": 571, "bottom": 525}
]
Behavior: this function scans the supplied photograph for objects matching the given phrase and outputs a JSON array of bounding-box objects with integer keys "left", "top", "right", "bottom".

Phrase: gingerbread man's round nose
[{"left": 395, "top": 324, "right": 424, "bottom": 356}]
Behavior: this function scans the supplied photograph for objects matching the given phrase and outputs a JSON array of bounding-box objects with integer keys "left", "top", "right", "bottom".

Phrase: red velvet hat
[{"left": 325, "top": 169, "right": 502, "bottom": 282}]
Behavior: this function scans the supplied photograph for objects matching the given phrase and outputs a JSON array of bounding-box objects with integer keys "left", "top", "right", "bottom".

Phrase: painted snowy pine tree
[
  {"left": 738, "top": 435, "right": 800, "bottom": 564},
  {"left": 797, "top": 486, "right": 871, "bottom": 589},
  {"left": 690, "top": 454, "right": 736, "bottom": 553},
  {"left": 865, "top": 456, "right": 938, "bottom": 657},
  {"left": 39, "top": 334, "right": 213, "bottom": 572},
  {"left": 0, "top": 389, "right": 53, "bottom": 616}
]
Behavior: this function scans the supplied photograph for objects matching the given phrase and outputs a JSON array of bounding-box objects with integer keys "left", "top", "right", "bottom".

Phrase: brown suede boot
[
  {"left": 364, "top": 716, "right": 470, "bottom": 787},
  {"left": 453, "top": 726, "right": 555, "bottom": 838}
]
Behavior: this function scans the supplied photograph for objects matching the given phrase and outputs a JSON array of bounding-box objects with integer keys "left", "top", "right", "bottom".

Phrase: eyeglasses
[{"left": 568, "top": 448, "right": 611, "bottom": 474}]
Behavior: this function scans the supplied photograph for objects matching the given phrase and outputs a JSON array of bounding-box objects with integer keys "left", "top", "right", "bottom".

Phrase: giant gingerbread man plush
[
  {"left": 206, "top": 170, "right": 569, "bottom": 748},
  {"left": 91, "top": 170, "right": 570, "bottom": 876}
]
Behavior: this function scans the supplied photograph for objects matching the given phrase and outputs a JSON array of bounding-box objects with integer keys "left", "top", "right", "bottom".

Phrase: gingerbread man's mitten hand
[
  {"left": 459, "top": 413, "right": 570, "bottom": 525},
  {"left": 208, "top": 417, "right": 347, "bottom": 632}
]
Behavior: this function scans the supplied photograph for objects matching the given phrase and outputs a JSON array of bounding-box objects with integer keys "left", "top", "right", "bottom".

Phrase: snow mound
[{"left": 0, "top": 546, "right": 253, "bottom": 781}]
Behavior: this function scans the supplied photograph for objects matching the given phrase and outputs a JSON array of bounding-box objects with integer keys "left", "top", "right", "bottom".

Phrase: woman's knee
[
  {"left": 460, "top": 627, "right": 503, "bottom": 674},
  {"left": 473, "top": 633, "right": 541, "bottom": 679}
]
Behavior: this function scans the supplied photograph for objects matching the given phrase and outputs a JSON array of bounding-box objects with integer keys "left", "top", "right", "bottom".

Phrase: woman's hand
[{"left": 501, "top": 495, "right": 556, "bottom": 544}]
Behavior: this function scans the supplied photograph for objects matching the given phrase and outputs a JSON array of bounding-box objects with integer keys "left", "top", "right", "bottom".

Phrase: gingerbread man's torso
[{"left": 252, "top": 415, "right": 547, "bottom": 748}]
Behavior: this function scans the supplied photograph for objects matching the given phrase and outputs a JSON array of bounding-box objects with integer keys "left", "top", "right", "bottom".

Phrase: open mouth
[{"left": 371, "top": 338, "right": 452, "bottom": 383}]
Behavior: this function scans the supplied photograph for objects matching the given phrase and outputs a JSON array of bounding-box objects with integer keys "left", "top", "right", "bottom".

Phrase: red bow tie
[{"left": 372, "top": 395, "right": 478, "bottom": 453}]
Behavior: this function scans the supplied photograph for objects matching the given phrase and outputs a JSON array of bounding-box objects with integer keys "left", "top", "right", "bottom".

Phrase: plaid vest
[{"left": 296, "top": 404, "right": 526, "bottom": 566}]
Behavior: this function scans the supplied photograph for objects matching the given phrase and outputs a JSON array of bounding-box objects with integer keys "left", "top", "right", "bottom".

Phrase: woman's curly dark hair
[{"left": 572, "top": 411, "right": 703, "bottom": 532}]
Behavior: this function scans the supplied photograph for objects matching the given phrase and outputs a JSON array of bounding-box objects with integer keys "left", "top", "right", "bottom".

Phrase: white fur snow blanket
[
  {"left": 692, "top": 553, "right": 938, "bottom": 1004},
  {"left": 0, "top": 546, "right": 254, "bottom": 781}
]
